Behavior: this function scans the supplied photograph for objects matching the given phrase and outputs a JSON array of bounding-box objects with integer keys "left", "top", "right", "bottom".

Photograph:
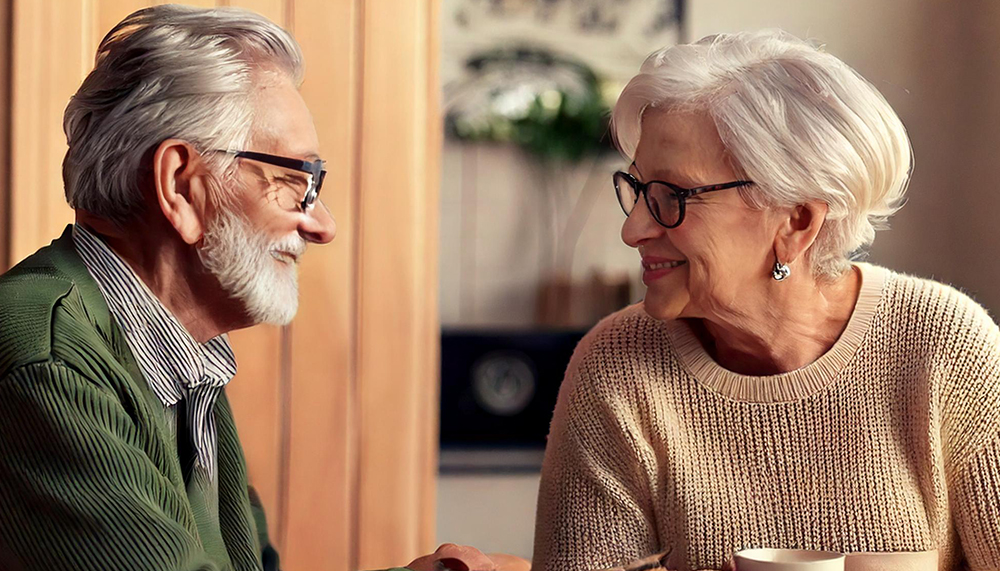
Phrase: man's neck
[{"left": 76, "top": 213, "right": 250, "bottom": 343}]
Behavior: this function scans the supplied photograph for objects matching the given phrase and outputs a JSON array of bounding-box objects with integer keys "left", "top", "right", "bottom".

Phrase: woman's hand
[
  {"left": 598, "top": 550, "right": 734, "bottom": 571},
  {"left": 692, "top": 556, "right": 735, "bottom": 571}
]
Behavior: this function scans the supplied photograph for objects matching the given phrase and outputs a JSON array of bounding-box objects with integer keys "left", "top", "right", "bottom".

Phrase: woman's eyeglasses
[{"left": 613, "top": 170, "right": 753, "bottom": 228}]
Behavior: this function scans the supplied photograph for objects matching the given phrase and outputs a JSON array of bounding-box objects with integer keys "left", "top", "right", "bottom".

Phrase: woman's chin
[{"left": 641, "top": 290, "right": 691, "bottom": 322}]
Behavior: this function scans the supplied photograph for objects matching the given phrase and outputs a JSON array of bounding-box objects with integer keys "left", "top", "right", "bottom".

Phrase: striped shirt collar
[{"left": 71, "top": 224, "right": 237, "bottom": 406}]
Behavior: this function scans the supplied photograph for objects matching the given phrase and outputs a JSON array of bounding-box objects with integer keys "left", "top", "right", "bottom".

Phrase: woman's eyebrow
[
  {"left": 631, "top": 161, "right": 682, "bottom": 184},
  {"left": 630, "top": 161, "right": 643, "bottom": 179},
  {"left": 632, "top": 161, "right": 705, "bottom": 187}
]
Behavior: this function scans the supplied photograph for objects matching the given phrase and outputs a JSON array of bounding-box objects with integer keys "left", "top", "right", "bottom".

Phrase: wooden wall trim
[
  {"left": 282, "top": 1, "right": 362, "bottom": 570},
  {"left": 0, "top": 0, "right": 11, "bottom": 272},
  {"left": 348, "top": 0, "right": 366, "bottom": 569},
  {"left": 420, "top": 0, "right": 442, "bottom": 548},
  {"left": 9, "top": 1, "right": 78, "bottom": 264},
  {"left": 354, "top": 0, "right": 440, "bottom": 567}
]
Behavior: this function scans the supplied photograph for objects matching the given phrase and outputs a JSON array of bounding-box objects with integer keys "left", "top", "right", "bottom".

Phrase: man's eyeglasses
[
  {"left": 613, "top": 170, "right": 753, "bottom": 228},
  {"left": 215, "top": 150, "right": 327, "bottom": 211}
]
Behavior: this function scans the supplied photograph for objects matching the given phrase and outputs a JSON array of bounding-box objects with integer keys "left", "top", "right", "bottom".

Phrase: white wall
[
  {"left": 437, "top": 473, "right": 541, "bottom": 558},
  {"left": 439, "top": 142, "right": 638, "bottom": 327}
]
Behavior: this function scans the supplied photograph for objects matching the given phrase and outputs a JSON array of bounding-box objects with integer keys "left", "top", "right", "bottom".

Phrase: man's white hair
[
  {"left": 62, "top": 4, "right": 304, "bottom": 225},
  {"left": 612, "top": 30, "right": 912, "bottom": 279}
]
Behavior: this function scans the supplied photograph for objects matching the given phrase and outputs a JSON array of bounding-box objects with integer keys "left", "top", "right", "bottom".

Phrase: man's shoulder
[{"left": 0, "top": 233, "right": 101, "bottom": 378}]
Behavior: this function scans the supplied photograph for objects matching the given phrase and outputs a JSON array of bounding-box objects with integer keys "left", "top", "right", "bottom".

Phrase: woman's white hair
[
  {"left": 62, "top": 4, "right": 303, "bottom": 225},
  {"left": 612, "top": 30, "right": 912, "bottom": 279}
]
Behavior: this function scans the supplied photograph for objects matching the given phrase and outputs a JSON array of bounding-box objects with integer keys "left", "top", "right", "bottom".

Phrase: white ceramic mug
[{"left": 734, "top": 548, "right": 846, "bottom": 571}]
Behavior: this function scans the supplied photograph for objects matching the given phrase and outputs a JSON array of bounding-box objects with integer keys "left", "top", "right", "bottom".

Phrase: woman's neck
[{"left": 691, "top": 266, "right": 862, "bottom": 376}]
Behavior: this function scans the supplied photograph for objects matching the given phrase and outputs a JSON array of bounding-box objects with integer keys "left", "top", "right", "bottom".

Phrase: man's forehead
[
  {"left": 249, "top": 127, "right": 320, "bottom": 159},
  {"left": 249, "top": 82, "right": 321, "bottom": 159}
]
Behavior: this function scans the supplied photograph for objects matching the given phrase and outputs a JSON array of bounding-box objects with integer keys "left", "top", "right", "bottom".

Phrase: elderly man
[{"left": 0, "top": 5, "right": 502, "bottom": 571}]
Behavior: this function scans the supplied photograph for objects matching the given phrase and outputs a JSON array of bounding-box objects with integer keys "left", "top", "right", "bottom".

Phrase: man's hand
[{"left": 408, "top": 543, "right": 498, "bottom": 571}]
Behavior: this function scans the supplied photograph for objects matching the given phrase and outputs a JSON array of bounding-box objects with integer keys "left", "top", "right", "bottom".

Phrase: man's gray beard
[{"left": 197, "top": 208, "right": 305, "bottom": 326}]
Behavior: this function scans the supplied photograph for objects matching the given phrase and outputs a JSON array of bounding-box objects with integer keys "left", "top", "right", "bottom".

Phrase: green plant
[{"left": 445, "top": 48, "right": 615, "bottom": 162}]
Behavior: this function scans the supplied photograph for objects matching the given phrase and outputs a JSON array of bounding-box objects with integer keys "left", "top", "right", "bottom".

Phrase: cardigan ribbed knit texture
[
  {"left": 0, "top": 227, "right": 276, "bottom": 571},
  {"left": 533, "top": 263, "right": 1000, "bottom": 571}
]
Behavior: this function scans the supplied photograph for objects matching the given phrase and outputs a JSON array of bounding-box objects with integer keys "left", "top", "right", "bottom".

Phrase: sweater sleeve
[
  {"left": 0, "top": 362, "right": 220, "bottom": 571},
  {"left": 532, "top": 331, "right": 661, "bottom": 571},
  {"left": 944, "top": 303, "right": 1000, "bottom": 571},
  {"left": 951, "top": 432, "right": 1000, "bottom": 571}
]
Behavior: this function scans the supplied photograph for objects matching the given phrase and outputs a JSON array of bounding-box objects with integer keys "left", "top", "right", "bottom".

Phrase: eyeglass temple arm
[{"left": 681, "top": 180, "right": 753, "bottom": 198}]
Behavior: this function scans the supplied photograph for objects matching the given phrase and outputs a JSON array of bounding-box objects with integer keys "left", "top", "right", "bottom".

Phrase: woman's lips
[{"left": 641, "top": 258, "right": 686, "bottom": 283}]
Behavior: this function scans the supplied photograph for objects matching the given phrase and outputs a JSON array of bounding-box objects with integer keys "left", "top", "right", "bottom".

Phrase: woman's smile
[{"left": 640, "top": 256, "right": 687, "bottom": 283}]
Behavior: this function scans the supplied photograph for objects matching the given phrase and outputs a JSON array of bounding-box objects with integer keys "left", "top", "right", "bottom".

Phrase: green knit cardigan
[{"left": 0, "top": 226, "right": 279, "bottom": 571}]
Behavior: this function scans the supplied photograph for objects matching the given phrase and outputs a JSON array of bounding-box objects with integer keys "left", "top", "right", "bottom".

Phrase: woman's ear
[
  {"left": 152, "top": 139, "right": 212, "bottom": 245},
  {"left": 773, "top": 201, "right": 829, "bottom": 265}
]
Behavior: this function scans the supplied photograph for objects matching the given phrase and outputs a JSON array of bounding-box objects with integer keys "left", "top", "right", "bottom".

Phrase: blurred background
[{"left": 0, "top": 1, "right": 999, "bottom": 570}]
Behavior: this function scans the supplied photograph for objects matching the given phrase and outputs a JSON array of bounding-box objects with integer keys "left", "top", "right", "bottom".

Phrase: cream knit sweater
[{"left": 532, "top": 264, "right": 1000, "bottom": 571}]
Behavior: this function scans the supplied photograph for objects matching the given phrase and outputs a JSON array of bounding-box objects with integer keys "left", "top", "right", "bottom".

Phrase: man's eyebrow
[
  {"left": 279, "top": 146, "right": 322, "bottom": 162},
  {"left": 243, "top": 161, "right": 268, "bottom": 178}
]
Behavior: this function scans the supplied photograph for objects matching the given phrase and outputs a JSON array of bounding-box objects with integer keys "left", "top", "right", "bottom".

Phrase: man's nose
[{"left": 299, "top": 199, "right": 337, "bottom": 244}]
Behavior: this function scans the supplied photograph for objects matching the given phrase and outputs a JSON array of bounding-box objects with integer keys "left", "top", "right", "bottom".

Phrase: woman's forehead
[{"left": 634, "top": 109, "right": 735, "bottom": 184}]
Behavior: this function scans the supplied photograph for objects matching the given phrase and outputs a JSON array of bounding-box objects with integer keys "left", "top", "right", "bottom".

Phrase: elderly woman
[{"left": 532, "top": 31, "right": 1000, "bottom": 571}]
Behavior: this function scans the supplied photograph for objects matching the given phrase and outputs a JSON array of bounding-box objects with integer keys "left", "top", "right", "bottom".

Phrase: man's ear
[
  {"left": 773, "top": 201, "right": 829, "bottom": 265},
  {"left": 152, "top": 139, "right": 212, "bottom": 245}
]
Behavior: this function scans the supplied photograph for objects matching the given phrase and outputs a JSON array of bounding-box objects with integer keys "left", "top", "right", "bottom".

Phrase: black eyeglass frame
[
  {"left": 613, "top": 170, "right": 754, "bottom": 229},
  {"left": 215, "top": 149, "right": 327, "bottom": 211}
]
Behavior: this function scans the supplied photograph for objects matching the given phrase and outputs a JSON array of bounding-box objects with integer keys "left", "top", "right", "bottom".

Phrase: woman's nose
[{"left": 621, "top": 193, "right": 664, "bottom": 248}]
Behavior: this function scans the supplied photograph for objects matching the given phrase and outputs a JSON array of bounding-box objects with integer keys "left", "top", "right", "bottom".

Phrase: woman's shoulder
[
  {"left": 874, "top": 266, "right": 1000, "bottom": 408},
  {"left": 556, "top": 303, "right": 680, "bottom": 428},
  {"left": 588, "top": 301, "right": 660, "bottom": 335},
  {"left": 877, "top": 267, "right": 1000, "bottom": 472},
  {"left": 562, "top": 303, "right": 677, "bottom": 394},
  {"left": 574, "top": 303, "right": 669, "bottom": 361},
  {"left": 878, "top": 265, "right": 998, "bottom": 341}
]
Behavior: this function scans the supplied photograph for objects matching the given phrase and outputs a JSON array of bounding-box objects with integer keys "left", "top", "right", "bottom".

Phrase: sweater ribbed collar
[{"left": 665, "top": 263, "right": 889, "bottom": 403}]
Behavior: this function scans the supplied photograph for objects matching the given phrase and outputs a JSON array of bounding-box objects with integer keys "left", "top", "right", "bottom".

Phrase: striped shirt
[{"left": 72, "top": 224, "right": 236, "bottom": 485}]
